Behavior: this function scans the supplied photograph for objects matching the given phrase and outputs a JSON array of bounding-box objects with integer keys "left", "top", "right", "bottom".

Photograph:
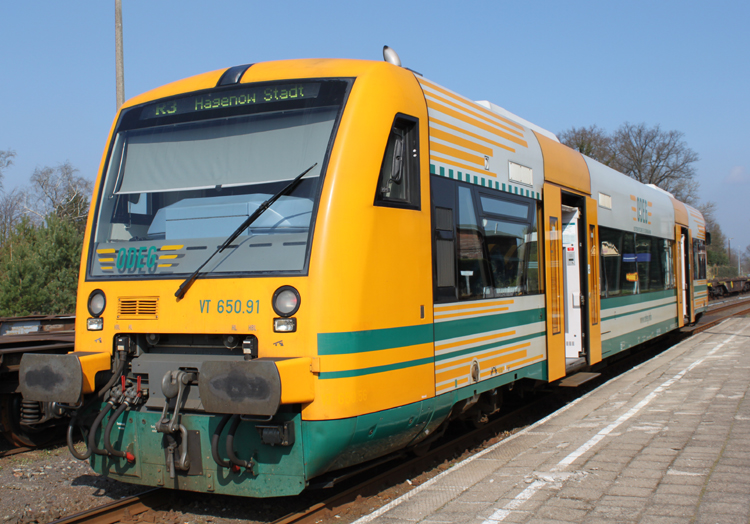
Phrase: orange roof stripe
[
  {"left": 431, "top": 128, "right": 493, "bottom": 157},
  {"left": 426, "top": 100, "right": 528, "bottom": 148},
  {"left": 431, "top": 117, "right": 515, "bottom": 153},
  {"left": 425, "top": 90, "right": 524, "bottom": 138},
  {"left": 418, "top": 77, "right": 525, "bottom": 133},
  {"left": 431, "top": 142, "right": 485, "bottom": 167}
]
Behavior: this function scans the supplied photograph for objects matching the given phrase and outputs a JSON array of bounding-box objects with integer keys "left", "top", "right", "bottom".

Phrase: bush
[{"left": 0, "top": 216, "right": 82, "bottom": 315}]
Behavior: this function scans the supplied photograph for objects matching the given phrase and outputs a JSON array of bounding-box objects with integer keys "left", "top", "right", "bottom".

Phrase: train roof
[{"left": 119, "top": 57, "right": 705, "bottom": 240}]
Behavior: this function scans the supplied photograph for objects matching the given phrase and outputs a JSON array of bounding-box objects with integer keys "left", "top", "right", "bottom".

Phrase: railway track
[
  {"left": 686, "top": 295, "right": 750, "bottom": 335},
  {"left": 0, "top": 444, "right": 34, "bottom": 458},
  {"left": 33, "top": 299, "right": 750, "bottom": 524},
  {"left": 48, "top": 488, "right": 165, "bottom": 524}
]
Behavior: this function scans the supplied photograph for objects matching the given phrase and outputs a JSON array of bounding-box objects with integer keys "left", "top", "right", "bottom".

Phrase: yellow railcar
[{"left": 19, "top": 51, "right": 707, "bottom": 496}]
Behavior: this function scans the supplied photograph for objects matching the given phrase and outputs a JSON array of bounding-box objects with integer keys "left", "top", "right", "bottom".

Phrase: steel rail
[
  {"left": 0, "top": 445, "right": 33, "bottom": 458},
  {"left": 48, "top": 488, "right": 164, "bottom": 524}
]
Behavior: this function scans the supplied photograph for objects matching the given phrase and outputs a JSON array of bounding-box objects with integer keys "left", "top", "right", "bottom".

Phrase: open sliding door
[{"left": 543, "top": 183, "right": 565, "bottom": 381}]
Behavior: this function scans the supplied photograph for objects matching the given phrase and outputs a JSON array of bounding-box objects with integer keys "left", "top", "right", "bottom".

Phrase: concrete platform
[{"left": 354, "top": 316, "right": 750, "bottom": 524}]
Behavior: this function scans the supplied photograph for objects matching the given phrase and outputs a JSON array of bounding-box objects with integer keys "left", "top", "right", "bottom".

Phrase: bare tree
[
  {"left": 558, "top": 125, "right": 614, "bottom": 165},
  {"left": 0, "top": 149, "right": 17, "bottom": 191},
  {"left": 610, "top": 123, "right": 700, "bottom": 205},
  {"left": 23, "top": 162, "right": 92, "bottom": 226},
  {"left": 0, "top": 188, "right": 24, "bottom": 242}
]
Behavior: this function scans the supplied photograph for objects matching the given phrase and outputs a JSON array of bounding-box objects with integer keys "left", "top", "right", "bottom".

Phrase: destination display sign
[{"left": 140, "top": 82, "right": 321, "bottom": 120}]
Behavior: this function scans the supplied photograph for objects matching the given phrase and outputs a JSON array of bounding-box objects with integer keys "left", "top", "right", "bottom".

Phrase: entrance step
[{"left": 558, "top": 372, "right": 601, "bottom": 388}]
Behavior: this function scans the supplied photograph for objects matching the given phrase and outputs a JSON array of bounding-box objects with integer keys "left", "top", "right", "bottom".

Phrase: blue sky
[{"left": 1, "top": 1, "right": 748, "bottom": 253}]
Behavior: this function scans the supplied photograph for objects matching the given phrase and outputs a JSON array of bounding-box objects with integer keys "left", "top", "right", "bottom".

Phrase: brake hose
[
  {"left": 87, "top": 402, "right": 114, "bottom": 456},
  {"left": 103, "top": 402, "right": 129, "bottom": 457},
  {"left": 211, "top": 414, "right": 233, "bottom": 469},
  {"left": 226, "top": 415, "right": 253, "bottom": 471},
  {"left": 67, "top": 358, "right": 127, "bottom": 460}
]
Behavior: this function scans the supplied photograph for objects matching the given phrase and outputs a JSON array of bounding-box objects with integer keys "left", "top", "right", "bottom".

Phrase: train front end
[{"left": 19, "top": 59, "right": 433, "bottom": 496}]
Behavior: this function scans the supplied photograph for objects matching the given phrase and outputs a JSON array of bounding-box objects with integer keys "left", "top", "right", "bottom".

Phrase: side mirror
[{"left": 705, "top": 232, "right": 711, "bottom": 245}]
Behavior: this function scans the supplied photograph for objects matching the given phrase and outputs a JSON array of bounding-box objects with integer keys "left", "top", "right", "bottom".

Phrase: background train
[
  {"left": 19, "top": 51, "right": 708, "bottom": 497},
  {"left": 0, "top": 315, "right": 74, "bottom": 447}
]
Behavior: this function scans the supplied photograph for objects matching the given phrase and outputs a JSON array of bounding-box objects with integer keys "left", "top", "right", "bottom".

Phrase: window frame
[
  {"left": 373, "top": 113, "right": 421, "bottom": 210},
  {"left": 85, "top": 77, "right": 353, "bottom": 282},
  {"left": 599, "top": 225, "right": 675, "bottom": 298},
  {"left": 476, "top": 189, "right": 539, "bottom": 298}
]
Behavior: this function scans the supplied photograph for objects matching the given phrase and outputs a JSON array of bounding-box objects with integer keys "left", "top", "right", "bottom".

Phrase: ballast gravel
[{"left": 0, "top": 441, "right": 145, "bottom": 524}]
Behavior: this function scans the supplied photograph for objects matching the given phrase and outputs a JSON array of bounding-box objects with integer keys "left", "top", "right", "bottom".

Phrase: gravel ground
[{"left": 0, "top": 440, "right": 146, "bottom": 524}]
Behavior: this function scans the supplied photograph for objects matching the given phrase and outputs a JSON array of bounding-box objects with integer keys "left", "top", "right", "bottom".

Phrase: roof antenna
[{"left": 383, "top": 46, "right": 401, "bottom": 67}]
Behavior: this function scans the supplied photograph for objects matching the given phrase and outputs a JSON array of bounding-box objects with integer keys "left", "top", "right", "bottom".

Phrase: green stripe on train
[
  {"left": 601, "top": 301, "right": 676, "bottom": 322},
  {"left": 600, "top": 289, "right": 677, "bottom": 310},
  {"left": 318, "top": 324, "right": 433, "bottom": 355},
  {"left": 319, "top": 357, "right": 434, "bottom": 380},
  {"left": 317, "top": 307, "right": 544, "bottom": 356},
  {"left": 434, "top": 308, "right": 544, "bottom": 341},
  {"left": 601, "top": 317, "right": 678, "bottom": 358}
]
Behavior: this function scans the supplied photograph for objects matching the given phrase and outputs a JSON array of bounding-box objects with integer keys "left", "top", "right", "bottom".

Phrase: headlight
[
  {"left": 87, "top": 318, "right": 103, "bottom": 331},
  {"left": 272, "top": 286, "right": 300, "bottom": 317},
  {"left": 274, "top": 318, "right": 297, "bottom": 332},
  {"left": 87, "top": 289, "right": 106, "bottom": 317}
]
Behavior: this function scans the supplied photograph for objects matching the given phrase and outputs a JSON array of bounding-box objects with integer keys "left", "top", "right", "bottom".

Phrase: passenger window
[
  {"left": 435, "top": 207, "right": 456, "bottom": 288},
  {"left": 374, "top": 114, "right": 420, "bottom": 209},
  {"left": 693, "top": 240, "right": 706, "bottom": 280},
  {"left": 638, "top": 236, "right": 675, "bottom": 292},
  {"left": 480, "top": 196, "right": 528, "bottom": 219},
  {"left": 599, "top": 227, "right": 637, "bottom": 297},
  {"left": 479, "top": 193, "right": 538, "bottom": 297}
]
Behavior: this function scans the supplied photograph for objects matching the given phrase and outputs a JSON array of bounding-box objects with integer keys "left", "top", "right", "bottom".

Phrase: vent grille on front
[{"left": 117, "top": 297, "right": 158, "bottom": 320}]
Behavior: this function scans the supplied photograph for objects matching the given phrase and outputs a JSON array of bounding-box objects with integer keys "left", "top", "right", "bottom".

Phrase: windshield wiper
[{"left": 174, "top": 162, "right": 318, "bottom": 300}]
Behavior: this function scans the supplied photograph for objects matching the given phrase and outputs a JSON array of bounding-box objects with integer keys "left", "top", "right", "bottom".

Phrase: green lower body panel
[
  {"left": 89, "top": 396, "right": 456, "bottom": 497},
  {"left": 91, "top": 410, "right": 306, "bottom": 497}
]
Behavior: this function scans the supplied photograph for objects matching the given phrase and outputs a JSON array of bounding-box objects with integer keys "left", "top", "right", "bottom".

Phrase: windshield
[{"left": 89, "top": 79, "right": 349, "bottom": 279}]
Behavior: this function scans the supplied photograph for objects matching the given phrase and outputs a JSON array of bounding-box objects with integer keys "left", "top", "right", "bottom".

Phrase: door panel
[
  {"left": 687, "top": 229, "right": 695, "bottom": 324},
  {"left": 543, "top": 183, "right": 565, "bottom": 381},
  {"left": 674, "top": 225, "right": 685, "bottom": 329},
  {"left": 585, "top": 197, "right": 602, "bottom": 365}
]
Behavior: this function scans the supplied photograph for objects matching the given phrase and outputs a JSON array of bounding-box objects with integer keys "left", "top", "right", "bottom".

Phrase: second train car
[{"left": 20, "top": 51, "right": 708, "bottom": 497}]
